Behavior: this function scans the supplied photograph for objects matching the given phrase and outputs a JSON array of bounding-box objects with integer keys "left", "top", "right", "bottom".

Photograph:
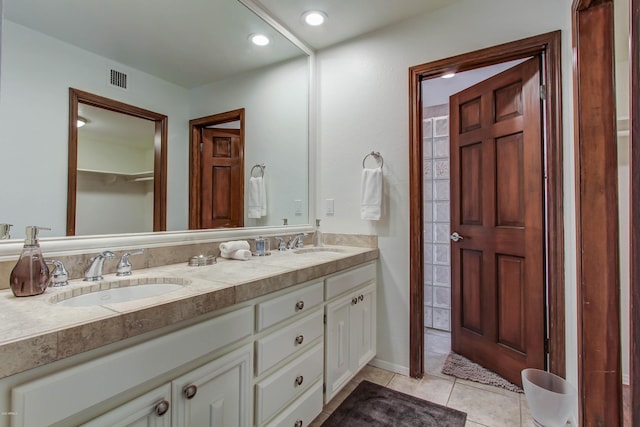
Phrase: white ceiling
[
  {"left": 3, "top": 0, "right": 461, "bottom": 89},
  {"left": 259, "top": 0, "right": 458, "bottom": 50}
]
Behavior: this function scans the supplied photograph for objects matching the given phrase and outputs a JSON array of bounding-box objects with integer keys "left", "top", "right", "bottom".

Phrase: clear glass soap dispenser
[
  {"left": 10, "top": 226, "right": 51, "bottom": 297},
  {"left": 313, "top": 219, "right": 323, "bottom": 247}
]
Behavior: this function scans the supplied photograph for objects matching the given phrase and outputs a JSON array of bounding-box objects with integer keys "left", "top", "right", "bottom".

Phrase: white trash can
[{"left": 521, "top": 368, "right": 577, "bottom": 426}]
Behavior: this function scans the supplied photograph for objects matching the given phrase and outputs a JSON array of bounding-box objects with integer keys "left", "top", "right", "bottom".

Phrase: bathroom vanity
[{"left": 0, "top": 245, "right": 377, "bottom": 427}]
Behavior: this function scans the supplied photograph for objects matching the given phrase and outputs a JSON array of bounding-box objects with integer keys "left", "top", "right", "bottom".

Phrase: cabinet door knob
[
  {"left": 183, "top": 384, "right": 198, "bottom": 399},
  {"left": 295, "top": 334, "right": 304, "bottom": 345},
  {"left": 295, "top": 300, "right": 305, "bottom": 311},
  {"left": 295, "top": 375, "right": 304, "bottom": 386},
  {"left": 352, "top": 297, "right": 358, "bottom": 305},
  {"left": 294, "top": 420, "right": 303, "bottom": 427},
  {"left": 358, "top": 294, "right": 364, "bottom": 302},
  {"left": 154, "top": 399, "right": 170, "bottom": 416}
]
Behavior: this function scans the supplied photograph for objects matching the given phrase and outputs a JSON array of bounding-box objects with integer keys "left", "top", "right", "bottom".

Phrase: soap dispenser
[
  {"left": 313, "top": 219, "right": 323, "bottom": 247},
  {"left": 10, "top": 226, "right": 51, "bottom": 297}
]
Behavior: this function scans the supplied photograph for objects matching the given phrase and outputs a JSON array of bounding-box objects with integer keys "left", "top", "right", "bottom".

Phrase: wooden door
[
  {"left": 449, "top": 57, "right": 545, "bottom": 387},
  {"left": 200, "top": 127, "right": 244, "bottom": 228}
]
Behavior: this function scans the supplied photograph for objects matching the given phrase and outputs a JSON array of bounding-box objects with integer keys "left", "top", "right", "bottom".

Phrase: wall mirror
[{"left": 0, "top": 0, "right": 311, "bottom": 241}]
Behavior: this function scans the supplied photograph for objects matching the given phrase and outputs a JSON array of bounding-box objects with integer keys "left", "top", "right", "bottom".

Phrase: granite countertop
[{"left": 0, "top": 245, "right": 378, "bottom": 379}]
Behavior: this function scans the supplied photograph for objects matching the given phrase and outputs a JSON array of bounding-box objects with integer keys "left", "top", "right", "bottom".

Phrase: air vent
[{"left": 108, "top": 68, "right": 128, "bottom": 90}]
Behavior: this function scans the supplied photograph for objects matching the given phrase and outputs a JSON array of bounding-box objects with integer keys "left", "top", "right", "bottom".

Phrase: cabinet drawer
[
  {"left": 325, "top": 262, "right": 376, "bottom": 300},
  {"left": 264, "top": 380, "right": 323, "bottom": 427},
  {"left": 11, "top": 306, "right": 253, "bottom": 427},
  {"left": 255, "top": 344, "right": 323, "bottom": 425},
  {"left": 256, "top": 281, "right": 323, "bottom": 331},
  {"left": 256, "top": 309, "right": 323, "bottom": 375}
]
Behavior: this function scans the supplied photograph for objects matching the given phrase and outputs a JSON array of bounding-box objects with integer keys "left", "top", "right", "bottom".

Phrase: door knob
[{"left": 450, "top": 232, "right": 464, "bottom": 242}]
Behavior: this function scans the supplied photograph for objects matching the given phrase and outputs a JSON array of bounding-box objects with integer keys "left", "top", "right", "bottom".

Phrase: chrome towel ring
[
  {"left": 250, "top": 164, "right": 265, "bottom": 178},
  {"left": 362, "top": 151, "right": 384, "bottom": 169}
]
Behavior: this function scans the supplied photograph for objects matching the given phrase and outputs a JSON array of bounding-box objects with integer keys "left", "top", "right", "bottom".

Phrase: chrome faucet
[
  {"left": 84, "top": 251, "right": 116, "bottom": 281},
  {"left": 288, "top": 233, "right": 308, "bottom": 249},
  {"left": 46, "top": 260, "right": 69, "bottom": 287},
  {"left": 116, "top": 249, "right": 145, "bottom": 276},
  {"left": 275, "top": 237, "right": 287, "bottom": 251}
]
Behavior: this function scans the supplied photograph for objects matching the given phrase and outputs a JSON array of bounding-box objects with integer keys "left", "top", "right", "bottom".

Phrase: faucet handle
[
  {"left": 117, "top": 249, "right": 145, "bottom": 276},
  {"left": 46, "top": 260, "right": 69, "bottom": 287},
  {"left": 275, "top": 237, "right": 287, "bottom": 251},
  {"left": 91, "top": 250, "right": 116, "bottom": 262}
]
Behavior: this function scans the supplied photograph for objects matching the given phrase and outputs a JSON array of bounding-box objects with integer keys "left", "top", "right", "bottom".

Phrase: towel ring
[
  {"left": 250, "top": 164, "right": 265, "bottom": 178},
  {"left": 362, "top": 151, "right": 384, "bottom": 169}
]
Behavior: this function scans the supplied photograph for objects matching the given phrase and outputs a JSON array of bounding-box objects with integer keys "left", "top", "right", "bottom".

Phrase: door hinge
[
  {"left": 539, "top": 84, "right": 547, "bottom": 100},
  {"left": 200, "top": 142, "right": 204, "bottom": 152},
  {"left": 323, "top": 314, "right": 327, "bottom": 324},
  {"left": 323, "top": 382, "right": 326, "bottom": 393},
  {"left": 544, "top": 338, "right": 550, "bottom": 354}
]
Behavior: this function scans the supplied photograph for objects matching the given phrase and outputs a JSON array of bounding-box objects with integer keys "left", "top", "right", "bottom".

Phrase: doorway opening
[
  {"left": 189, "top": 109, "right": 245, "bottom": 230},
  {"left": 408, "top": 32, "right": 565, "bottom": 382}
]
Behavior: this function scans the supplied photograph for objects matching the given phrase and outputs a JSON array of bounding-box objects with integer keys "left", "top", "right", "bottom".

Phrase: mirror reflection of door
[
  {"left": 189, "top": 109, "right": 245, "bottom": 229},
  {"left": 76, "top": 105, "right": 156, "bottom": 235},
  {"left": 67, "top": 88, "right": 168, "bottom": 236}
]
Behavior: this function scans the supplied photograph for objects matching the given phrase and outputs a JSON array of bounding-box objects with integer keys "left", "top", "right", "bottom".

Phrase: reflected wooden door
[
  {"left": 449, "top": 57, "right": 545, "bottom": 387},
  {"left": 200, "top": 128, "right": 244, "bottom": 228}
]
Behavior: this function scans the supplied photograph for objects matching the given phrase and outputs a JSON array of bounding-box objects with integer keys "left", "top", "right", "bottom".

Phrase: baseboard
[{"left": 368, "top": 357, "right": 409, "bottom": 376}]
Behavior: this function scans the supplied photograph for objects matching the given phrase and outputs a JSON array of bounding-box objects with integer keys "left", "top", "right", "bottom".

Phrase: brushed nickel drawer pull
[
  {"left": 294, "top": 420, "right": 303, "bottom": 427},
  {"left": 352, "top": 297, "right": 358, "bottom": 305},
  {"left": 154, "top": 399, "right": 170, "bottom": 416},
  {"left": 296, "top": 300, "right": 305, "bottom": 311},
  {"left": 183, "top": 384, "right": 198, "bottom": 399},
  {"left": 295, "top": 335, "right": 304, "bottom": 345},
  {"left": 295, "top": 375, "right": 304, "bottom": 386},
  {"left": 359, "top": 294, "right": 364, "bottom": 302}
]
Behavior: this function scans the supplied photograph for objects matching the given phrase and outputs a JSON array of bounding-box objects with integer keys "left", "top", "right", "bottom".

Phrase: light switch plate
[
  {"left": 326, "top": 199, "right": 335, "bottom": 215},
  {"left": 294, "top": 199, "right": 302, "bottom": 215}
]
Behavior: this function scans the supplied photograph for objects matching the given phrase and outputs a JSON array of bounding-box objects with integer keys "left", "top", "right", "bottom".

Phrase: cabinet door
[
  {"left": 81, "top": 384, "right": 171, "bottom": 427},
  {"left": 324, "top": 295, "right": 353, "bottom": 403},
  {"left": 349, "top": 283, "right": 376, "bottom": 372},
  {"left": 172, "top": 344, "right": 252, "bottom": 427}
]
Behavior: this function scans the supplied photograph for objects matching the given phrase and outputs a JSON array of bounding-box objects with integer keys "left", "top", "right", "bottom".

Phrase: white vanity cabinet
[{"left": 324, "top": 263, "right": 377, "bottom": 403}]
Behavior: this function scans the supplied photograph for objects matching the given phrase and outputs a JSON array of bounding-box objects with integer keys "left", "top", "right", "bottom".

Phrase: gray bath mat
[
  {"left": 441, "top": 351, "right": 523, "bottom": 393},
  {"left": 321, "top": 380, "right": 466, "bottom": 426}
]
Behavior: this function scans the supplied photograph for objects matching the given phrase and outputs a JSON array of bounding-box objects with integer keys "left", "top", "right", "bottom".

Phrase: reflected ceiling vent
[{"left": 108, "top": 68, "right": 128, "bottom": 90}]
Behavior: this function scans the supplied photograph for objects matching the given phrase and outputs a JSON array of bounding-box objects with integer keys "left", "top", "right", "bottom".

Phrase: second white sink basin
[
  {"left": 292, "top": 247, "right": 346, "bottom": 255},
  {"left": 56, "top": 283, "right": 184, "bottom": 307}
]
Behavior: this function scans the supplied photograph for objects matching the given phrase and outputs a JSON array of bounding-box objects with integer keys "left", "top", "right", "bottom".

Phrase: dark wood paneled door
[
  {"left": 449, "top": 57, "right": 545, "bottom": 387},
  {"left": 200, "top": 128, "right": 243, "bottom": 228}
]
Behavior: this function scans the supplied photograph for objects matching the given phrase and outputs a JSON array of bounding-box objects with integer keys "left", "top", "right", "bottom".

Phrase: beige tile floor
[{"left": 310, "top": 329, "right": 538, "bottom": 427}]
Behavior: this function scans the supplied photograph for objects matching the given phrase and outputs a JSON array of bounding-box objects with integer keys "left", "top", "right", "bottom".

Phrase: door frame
[
  {"left": 189, "top": 108, "right": 245, "bottom": 229},
  {"left": 632, "top": 0, "right": 639, "bottom": 423},
  {"left": 408, "top": 31, "right": 565, "bottom": 379},
  {"left": 572, "top": 1, "right": 623, "bottom": 425}
]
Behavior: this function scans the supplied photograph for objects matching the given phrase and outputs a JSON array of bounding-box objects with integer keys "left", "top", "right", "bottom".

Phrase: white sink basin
[
  {"left": 292, "top": 247, "right": 346, "bottom": 255},
  {"left": 56, "top": 283, "right": 184, "bottom": 307}
]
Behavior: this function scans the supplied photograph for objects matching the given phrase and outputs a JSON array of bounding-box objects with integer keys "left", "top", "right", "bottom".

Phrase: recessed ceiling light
[
  {"left": 250, "top": 34, "right": 270, "bottom": 46},
  {"left": 77, "top": 117, "right": 87, "bottom": 128},
  {"left": 303, "top": 11, "right": 327, "bottom": 26},
  {"left": 441, "top": 72, "right": 456, "bottom": 79}
]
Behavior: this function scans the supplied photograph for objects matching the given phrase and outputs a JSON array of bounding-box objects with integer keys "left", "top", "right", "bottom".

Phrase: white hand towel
[
  {"left": 248, "top": 177, "right": 263, "bottom": 219},
  {"left": 360, "top": 167, "right": 383, "bottom": 220},
  {"left": 220, "top": 240, "right": 250, "bottom": 253},
  {"left": 260, "top": 176, "right": 267, "bottom": 216},
  {"left": 221, "top": 249, "right": 251, "bottom": 261}
]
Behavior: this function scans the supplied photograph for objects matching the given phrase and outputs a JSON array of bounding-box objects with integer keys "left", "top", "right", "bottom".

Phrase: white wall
[
  {"left": 0, "top": 21, "right": 191, "bottom": 237},
  {"left": 316, "top": 0, "right": 577, "bottom": 385}
]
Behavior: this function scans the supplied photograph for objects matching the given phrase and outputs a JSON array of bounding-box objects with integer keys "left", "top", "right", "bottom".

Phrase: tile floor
[{"left": 310, "top": 329, "right": 538, "bottom": 427}]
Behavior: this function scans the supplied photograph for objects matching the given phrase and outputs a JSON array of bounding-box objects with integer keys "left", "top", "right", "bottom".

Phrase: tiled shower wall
[{"left": 423, "top": 104, "right": 451, "bottom": 331}]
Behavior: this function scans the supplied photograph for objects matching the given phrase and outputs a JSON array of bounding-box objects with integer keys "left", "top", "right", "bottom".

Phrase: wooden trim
[
  {"left": 188, "top": 108, "right": 245, "bottom": 229},
  {"left": 630, "top": 0, "right": 640, "bottom": 424},
  {"left": 572, "top": 1, "right": 622, "bottom": 425},
  {"left": 408, "top": 31, "right": 565, "bottom": 379},
  {"left": 67, "top": 88, "right": 168, "bottom": 235}
]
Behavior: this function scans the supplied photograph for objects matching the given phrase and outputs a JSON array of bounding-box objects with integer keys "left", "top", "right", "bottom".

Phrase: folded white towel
[
  {"left": 220, "top": 240, "right": 250, "bottom": 253},
  {"left": 260, "top": 176, "right": 267, "bottom": 216},
  {"left": 248, "top": 177, "right": 265, "bottom": 219},
  {"left": 221, "top": 249, "right": 251, "bottom": 261},
  {"left": 360, "top": 167, "right": 383, "bottom": 220}
]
